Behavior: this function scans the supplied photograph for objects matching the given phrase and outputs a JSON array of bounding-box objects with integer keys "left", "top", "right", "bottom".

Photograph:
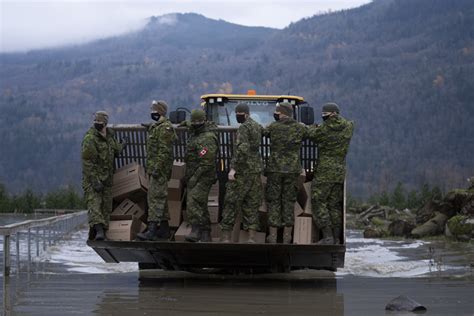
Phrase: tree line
[
  {"left": 0, "top": 183, "right": 85, "bottom": 213},
  {"left": 348, "top": 182, "right": 444, "bottom": 211}
]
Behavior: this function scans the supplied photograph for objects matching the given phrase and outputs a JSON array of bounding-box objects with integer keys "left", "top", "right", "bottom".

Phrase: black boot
[
  {"left": 317, "top": 227, "right": 334, "bottom": 245},
  {"left": 156, "top": 220, "right": 171, "bottom": 240},
  {"left": 200, "top": 229, "right": 211, "bottom": 242},
  {"left": 185, "top": 225, "right": 201, "bottom": 242},
  {"left": 136, "top": 221, "right": 158, "bottom": 241},
  {"left": 94, "top": 224, "right": 105, "bottom": 241},
  {"left": 333, "top": 227, "right": 342, "bottom": 244}
]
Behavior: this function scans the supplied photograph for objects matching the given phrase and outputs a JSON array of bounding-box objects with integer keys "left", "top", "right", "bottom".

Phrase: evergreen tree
[{"left": 391, "top": 182, "right": 406, "bottom": 209}]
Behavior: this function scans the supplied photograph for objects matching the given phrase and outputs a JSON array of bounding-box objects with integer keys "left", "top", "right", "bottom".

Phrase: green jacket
[
  {"left": 263, "top": 117, "right": 307, "bottom": 174},
  {"left": 185, "top": 123, "right": 219, "bottom": 180},
  {"left": 231, "top": 117, "right": 263, "bottom": 174},
  {"left": 307, "top": 115, "right": 354, "bottom": 183},
  {"left": 146, "top": 117, "right": 177, "bottom": 177},
  {"left": 81, "top": 127, "right": 122, "bottom": 187}
]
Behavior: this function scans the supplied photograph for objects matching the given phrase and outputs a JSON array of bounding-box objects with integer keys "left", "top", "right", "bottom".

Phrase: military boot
[
  {"left": 266, "top": 227, "right": 277, "bottom": 244},
  {"left": 333, "top": 227, "right": 342, "bottom": 244},
  {"left": 185, "top": 225, "right": 202, "bottom": 242},
  {"left": 220, "top": 230, "right": 232, "bottom": 243},
  {"left": 200, "top": 229, "right": 211, "bottom": 242},
  {"left": 156, "top": 220, "right": 171, "bottom": 240},
  {"left": 247, "top": 229, "right": 257, "bottom": 243},
  {"left": 283, "top": 226, "right": 293, "bottom": 244},
  {"left": 317, "top": 227, "right": 334, "bottom": 245},
  {"left": 93, "top": 224, "right": 105, "bottom": 241},
  {"left": 136, "top": 221, "right": 158, "bottom": 241}
]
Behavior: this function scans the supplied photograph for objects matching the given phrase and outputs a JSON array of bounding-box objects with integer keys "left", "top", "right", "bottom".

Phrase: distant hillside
[{"left": 0, "top": 1, "right": 473, "bottom": 197}]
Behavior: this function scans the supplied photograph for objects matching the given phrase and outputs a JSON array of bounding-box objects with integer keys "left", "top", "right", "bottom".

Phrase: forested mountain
[{"left": 1, "top": 0, "right": 473, "bottom": 197}]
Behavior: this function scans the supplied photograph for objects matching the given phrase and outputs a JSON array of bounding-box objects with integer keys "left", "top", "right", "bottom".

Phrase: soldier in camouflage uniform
[
  {"left": 263, "top": 103, "right": 307, "bottom": 243},
  {"left": 81, "top": 111, "right": 125, "bottom": 241},
  {"left": 183, "top": 109, "right": 219, "bottom": 242},
  {"left": 137, "top": 100, "right": 177, "bottom": 241},
  {"left": 307, "top": 103, "right": 354, "bottom": 244},
  {"left": 220, "top": 103, "right": 263, "bottom": 243}
]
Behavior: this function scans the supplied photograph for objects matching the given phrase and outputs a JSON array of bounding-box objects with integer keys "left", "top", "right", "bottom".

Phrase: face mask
[
  {"left": 236, "top": 114, "right": 246, "bottom": 124},
  {"left": 191, "top": 123, "right": 205, "bottom": 131},
  {"left": 273, "top": 113, "right": 280, "bottom": 121},
  {"left": 151, "top": 113, "right": 161, "bottom": 121},
  {"left": 94, "top": 122, "right": 105, "bottom": 131}
]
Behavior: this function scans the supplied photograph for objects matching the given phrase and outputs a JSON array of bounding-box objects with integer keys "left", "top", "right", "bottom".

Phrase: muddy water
[{"left": 2, "top": 228, "right": 474, "bottom": 315}]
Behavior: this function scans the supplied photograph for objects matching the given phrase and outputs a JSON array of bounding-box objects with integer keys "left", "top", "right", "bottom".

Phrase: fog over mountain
[{"left": 0, "top": 0, "right": 473, "bottom": 197}]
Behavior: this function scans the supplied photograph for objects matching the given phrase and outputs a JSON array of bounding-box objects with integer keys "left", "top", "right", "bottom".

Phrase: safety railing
[
  {"left": 0, "top": 210, "right": 88, "bottom": 277},
  {"left": 112, "top": 124, "right": 318, "bottom": 173}
]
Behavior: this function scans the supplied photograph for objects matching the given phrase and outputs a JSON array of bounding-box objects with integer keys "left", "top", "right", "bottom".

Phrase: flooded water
[{"left": 2, "top": 226, "right": 474, "bottom": 315}]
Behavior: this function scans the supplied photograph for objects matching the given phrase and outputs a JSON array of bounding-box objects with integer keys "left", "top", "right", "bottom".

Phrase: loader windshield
[{"left": 216, "top": 100, "right": 277, "bottom": 127}]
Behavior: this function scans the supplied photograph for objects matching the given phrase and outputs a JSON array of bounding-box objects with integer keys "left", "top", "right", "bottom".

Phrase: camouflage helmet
[
  {"left": 190, "top": 109, "right": 206, "bottom": 122},
  {"left": 235, "top": 102, "right": 249, "bottom": 114},
  {"left": 151, "top": 100, "right": 168, "bottom": 115},
  {"left": 322, "top": 102, "right": 340, "bottom": 113},
  {"left": 94, "top": 111, "right": 109, "bottom": 124},
  {"left": 276, "top": 102, "right": 293, "bottom": 117}
]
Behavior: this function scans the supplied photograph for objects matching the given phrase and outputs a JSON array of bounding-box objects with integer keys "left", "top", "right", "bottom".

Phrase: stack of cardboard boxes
[
  {"left": 106, "top": 162, "right": 318, "bottom": 244},
  {"left": 168, "top": 161, "right": 186, "bottom": 228},
  {"left": 258, "top": 170, "right": 316, "bottom": 244},
  {"left": 106, "top": 161, "right": 186, "bottom": 241},
  {"left": 294, "top": 182, "right": 316, "bottom": 244},
  {"left": 107, "top": 162, "right": 148, "bottom": 241}
]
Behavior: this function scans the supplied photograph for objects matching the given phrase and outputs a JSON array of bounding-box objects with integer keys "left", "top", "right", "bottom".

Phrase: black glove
[
  {"left": 120, "top": 136, "right": 129, "bottom": 151},
  {"left": 151, "top": 169, "right": 160, "bottom": 178},
  {"left": 93, "top": 181, "right": 104, "bottom": 193},
  {"left": 141, "top": 123, "right": 151, "bottom": 129}
]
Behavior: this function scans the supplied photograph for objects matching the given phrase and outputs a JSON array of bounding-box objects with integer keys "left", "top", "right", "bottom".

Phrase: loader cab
[{"left": 170, "top": 92, "right": 315, "bottom": 126}]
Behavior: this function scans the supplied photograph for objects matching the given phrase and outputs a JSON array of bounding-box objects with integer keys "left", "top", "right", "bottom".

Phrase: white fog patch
[{"left": 157, "top": 13, "right": 178, "bottom": 26}]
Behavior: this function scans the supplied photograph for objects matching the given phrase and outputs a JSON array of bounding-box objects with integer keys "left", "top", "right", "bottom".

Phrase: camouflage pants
[
  {"left": 147, "top": 175, "right": 170, "bottom": 222},
  {"left": 221, "top": 173, "right": 262, "bottom": 231},
  {"left": 85, "top": 185, "right": 113, "bottom": 228},
  {"left": 266, "top": 172, "right": 299, "bottom": 227},
  {"left": 311, "top": 182, "right": 343, "bottom": 229},
  {"left": 186, "top": 168, "right": 216, "bottom": 230}
]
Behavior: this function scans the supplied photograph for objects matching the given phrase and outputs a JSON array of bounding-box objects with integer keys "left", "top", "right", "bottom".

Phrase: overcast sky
[{"left": 0, "top": 0, "right": 371, "bottom": 53}]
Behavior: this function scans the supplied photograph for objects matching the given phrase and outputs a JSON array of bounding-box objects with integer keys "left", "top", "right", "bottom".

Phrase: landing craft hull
[{"left": 87, "top": 240, "right": 345, "bottom": 273}]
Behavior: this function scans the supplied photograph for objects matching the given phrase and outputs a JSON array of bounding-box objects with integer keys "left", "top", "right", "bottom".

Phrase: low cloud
[{"left": 0, "top": 0, "right": 371, "bottom": 53}]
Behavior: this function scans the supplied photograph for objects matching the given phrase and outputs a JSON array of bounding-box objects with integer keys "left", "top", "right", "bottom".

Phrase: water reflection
[{"left": 95, "top": 272, "right": 344, "bottom": 315}]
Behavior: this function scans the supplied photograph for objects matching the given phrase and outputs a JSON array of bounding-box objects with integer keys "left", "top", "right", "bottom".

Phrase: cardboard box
[
  {"left": 211, "top": 223, "right": 221, "bottom": 239},
  {"left": 238, "top": 230, "right": 266, "bottom": 243},
  {"left": 174, "top": 221, "right": 192, "bottom": 241},
  {"left": 111, "top": 199, "right": 146, "bottom": 221},
  {"left": 232, "top": 214, "right": 241, "bottom": 242},
  {"left": 168, "top": 197, "right": 183, "bottom": 228},
  {"left": 208, "top": 183, "right": 219, "bottom": 203},
  {"left": 297, "top": 169, "right": 306, "bottom": 189},
  {"left": 106, "top": 215, "right": 146, "bottom": 241},
  {"left": 112, "top": 162, "right": 149, "bottom": 202},
  {"left": 171, "top": 161, "right": 186, "bottom": 180},
  {"left": 259, "top": 200, "right": 267, "bottom": 213},
  {"left": 293, "top": 216, "right": 314, "bottom": 244},
  {"left": 208, "top": 201, "right": 219, "bottom": 223},
  {"left": 294, "top": 201, "right": 305, "bottom": 217},
  {"left": 168, "top": 178, "right": 183, "bottom": 201},
  {"left": 297, "top": 182, "right": 312, "bottom": 215}
]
